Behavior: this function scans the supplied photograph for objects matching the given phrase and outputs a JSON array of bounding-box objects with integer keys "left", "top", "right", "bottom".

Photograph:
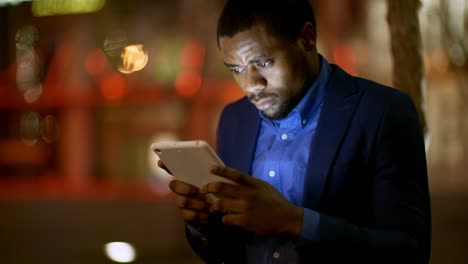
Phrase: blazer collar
[{"left": 234, "top": 98, "right": 261, "bottom": 175}]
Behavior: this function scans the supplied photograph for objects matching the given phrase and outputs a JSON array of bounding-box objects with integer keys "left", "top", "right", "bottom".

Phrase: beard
[
  {"left": 262, "top": 98, "right": 295, "bottom": 120},
  {"left": 249, "top": 91, "right": 304, "bottom": 120}
]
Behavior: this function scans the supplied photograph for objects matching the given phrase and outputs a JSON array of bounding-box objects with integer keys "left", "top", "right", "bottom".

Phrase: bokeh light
[
  {"left": 333, "top": 43, "right": 358, "bottom": 76},
  {"left": 104, "top": 242, "right": 136, "bottom": 263},
  {"left": 16, "top": 25, "right": 43, "bottom": 103},
  {"left": 117, "top": 44, "right": 148, "bottom": 74},
  {"left": 152, "top": 38, "right": 183, "bottom": 84},
  {"left": 23, "top": 83, "right": 43, "bottom": 103},
  {"left": 100, "top": 73, "right": 126, "bottom": 101},
  {"left": 175, "top": 69, "right": 201, "bottom": 97},
  {"left": 20, "top": 111, "right": 41, "bottom": 146},
  {"left": 180, "top": 40, "right": 205, "bottom": 70},
  {"left": 41, "top": 115, "right": 59, "bottom": 143},
  {"left": 15, "top": 25, "right": 38, "bottom": 51},
  {"left": 84, "top": 48, "right": 110, "bottom": 76},
  {"left": 32, "top": 0, "right": 106, "bottom": 16},
  {"left": 16, "top": 48, "right": 40, "bottom": 91}
]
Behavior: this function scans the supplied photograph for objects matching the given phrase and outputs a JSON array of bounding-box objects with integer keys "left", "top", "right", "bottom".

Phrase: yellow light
[
  {"left": 32, "top": 0, "right": 106, "bottom": 16},
  {"left": 118, "top": 45, "right": 149, "bottom": 74}
]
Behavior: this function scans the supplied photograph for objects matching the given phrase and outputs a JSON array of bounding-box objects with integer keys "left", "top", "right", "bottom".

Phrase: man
[{"left": 164, "top": 0, "right": 431, "bottom": 263}]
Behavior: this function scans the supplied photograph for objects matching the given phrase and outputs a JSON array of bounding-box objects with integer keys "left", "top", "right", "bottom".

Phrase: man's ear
[{"left": 298, "top": 22, "right": 316, "bottom": 50}]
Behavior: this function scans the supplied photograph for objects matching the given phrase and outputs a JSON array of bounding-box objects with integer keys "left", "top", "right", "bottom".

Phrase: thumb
[{"left": 210, "top": 165, "right": 254, "bottom": 186}]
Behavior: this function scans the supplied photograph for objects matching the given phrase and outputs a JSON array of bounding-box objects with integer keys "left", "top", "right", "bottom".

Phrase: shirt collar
[{"left": 259, "top": 54, "right": 331, "bottom": 129}]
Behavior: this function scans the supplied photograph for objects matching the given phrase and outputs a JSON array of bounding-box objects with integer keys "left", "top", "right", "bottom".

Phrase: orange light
[
  {"left": 220, "top": 81, "right": 244, "bottom": 102},
  {"left": 180, "top": 41, "right": 205, "bottom": 70},
  {"left": 100, "top": 73, "right": 126, "bottom": 101},
  {"left": 333, "top": 43, "right": 358, "bottom": 76},
  {"left": 175, "top": 70, "right": 201, "bottom": 97},
  {"left": 84, "top": 48, "right": 109, "bottom": 76}
]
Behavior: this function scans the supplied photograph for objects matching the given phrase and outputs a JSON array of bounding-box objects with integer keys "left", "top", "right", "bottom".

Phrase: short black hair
[{"left": 216, "top": 0, "right": 316, "bottom": 48}]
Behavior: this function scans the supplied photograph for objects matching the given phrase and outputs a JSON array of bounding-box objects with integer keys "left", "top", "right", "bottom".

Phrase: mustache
[{"left": 248, "top": 92, "right": 277, "bottom": 102}]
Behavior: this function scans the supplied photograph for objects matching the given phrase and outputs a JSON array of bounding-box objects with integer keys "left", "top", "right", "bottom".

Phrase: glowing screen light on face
[{"left": 104, "top": 242, "right": 136, "bottom": 263}]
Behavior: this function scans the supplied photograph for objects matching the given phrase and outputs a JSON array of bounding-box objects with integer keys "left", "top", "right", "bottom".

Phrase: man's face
[{"left": 219, "top": 24, "right": 311, "bottom": 119}]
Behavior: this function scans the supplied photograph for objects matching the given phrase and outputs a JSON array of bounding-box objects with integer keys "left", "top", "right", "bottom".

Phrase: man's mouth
[{"left": 252, "top": 96, "right": 275, "bottom": 111}]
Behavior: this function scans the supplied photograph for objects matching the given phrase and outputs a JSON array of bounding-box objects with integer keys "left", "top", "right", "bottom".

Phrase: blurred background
[{"left": 0, "top": 0, "right": 467, "bottom": 263}]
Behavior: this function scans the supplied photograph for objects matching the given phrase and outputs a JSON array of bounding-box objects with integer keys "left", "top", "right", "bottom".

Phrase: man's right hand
[
  {"left": 169, "top": 180, "right": 212, "bottom": 226},
  {"left": 158, "top": 160, "right": 212, "bottom": 226}
]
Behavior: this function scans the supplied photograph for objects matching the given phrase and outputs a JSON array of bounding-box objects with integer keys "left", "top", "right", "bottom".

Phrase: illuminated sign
[{"left": 32, "top": 0, "right": 106, "bottom": 16}]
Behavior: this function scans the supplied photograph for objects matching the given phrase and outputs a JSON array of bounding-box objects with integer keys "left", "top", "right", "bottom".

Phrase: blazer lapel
[
  {"left": 235, "top": 100, "right": 261, "bottom": 175},
  {"left": 302, "top": 66, "right": 361, "bottom": 210}
]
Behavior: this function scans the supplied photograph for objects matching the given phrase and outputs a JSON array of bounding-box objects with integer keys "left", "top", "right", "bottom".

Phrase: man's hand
[
  {"left": 202, "top": 166, "right": 303, "bottom": 238},
  {"left": 158, "top": 160, "right": 211, "bottom": 227}
]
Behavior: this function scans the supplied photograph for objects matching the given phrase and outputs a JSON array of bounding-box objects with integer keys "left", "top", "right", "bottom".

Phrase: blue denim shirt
[{"left": 246, "top": 55, "right": 331, "bottom": 263}]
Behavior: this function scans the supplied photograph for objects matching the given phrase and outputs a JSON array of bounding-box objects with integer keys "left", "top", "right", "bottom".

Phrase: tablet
[{"left": 151, "top": 140, "right": 235, "bottom": 188}]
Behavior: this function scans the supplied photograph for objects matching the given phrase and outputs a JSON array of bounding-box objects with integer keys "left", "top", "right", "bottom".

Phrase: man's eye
[
  {"left": 231, "top": 68, "right": 244, "bottom": 74},
  {"left": 256, "top": 60, "right": 271, "bottom": 67}
]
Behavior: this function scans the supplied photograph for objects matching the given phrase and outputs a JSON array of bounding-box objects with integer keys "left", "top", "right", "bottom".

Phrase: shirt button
[
  {"left": 273, "top": 252, "right": 280, "bottom": 259},
  {"left": 281, "top": 133, "right": 288, "bottom": 140},
  {"left": 269, "top": 170, "right": 275, "bottom": 177},
  {"left": 302, "top": 119, "right": 307, "bottom": 125}
]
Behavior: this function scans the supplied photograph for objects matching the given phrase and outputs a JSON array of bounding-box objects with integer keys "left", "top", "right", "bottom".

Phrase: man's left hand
[{"left": 202, "top": 165, "right": 303, "bottom": 238}]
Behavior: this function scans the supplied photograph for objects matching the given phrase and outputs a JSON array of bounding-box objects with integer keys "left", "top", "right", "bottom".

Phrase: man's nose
[{"left": 244, "top": 67, "right": 266, "bottom": 93}]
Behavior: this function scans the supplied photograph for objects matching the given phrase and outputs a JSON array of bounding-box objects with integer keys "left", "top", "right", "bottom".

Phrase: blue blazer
[{"left": 186, "top": 65, "right": 431, "bottom": 263}]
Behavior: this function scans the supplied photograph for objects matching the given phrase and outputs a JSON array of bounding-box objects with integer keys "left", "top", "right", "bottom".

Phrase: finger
[
  {"left": 202, "top": 182, "right": 242, "bottom": 198},
  {"left": 157, "top": 159, "right": 172, "bottom": 175},
  {"left": 180, "top": 209, "right": 210, "bottom": 225},
  {"left": 210, "top": 166, "right": 255, "bottom": 186},
  {"left": 176, "top": 196, "right": 210, "bottom": 212},
  {"left": 221, "top": 213, "right": 246, "bottom": 228},
  {"left": 210, "top": 198, "right": 248, "bottom": 214},
  {"left": 169, "top": 180, "right": 200, "bottom": 197}
]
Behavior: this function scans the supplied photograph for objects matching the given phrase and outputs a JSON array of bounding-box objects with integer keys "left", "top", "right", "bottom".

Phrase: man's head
[
  {"left": 217, "top": 0, "right": 320, "bottom": 119},
  {"left": 217, "top": 0, "right": 316, "bottom": 48}
]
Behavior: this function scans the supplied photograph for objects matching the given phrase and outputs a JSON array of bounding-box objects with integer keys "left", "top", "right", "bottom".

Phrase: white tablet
[{"left": 151, "top": 140, "right": 235, "bottom": 188}]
